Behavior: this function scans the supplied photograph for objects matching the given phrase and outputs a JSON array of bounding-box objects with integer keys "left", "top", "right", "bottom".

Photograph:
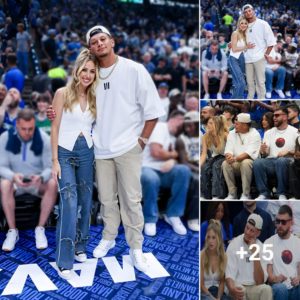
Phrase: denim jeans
[
  {"left": 17, "top": 51, "right": 28, "bottom": 76},
  {"left": 272, "top": 283, "right": 300, "bottom": 300},
  {"left": 253, "top": 157, "right": 292, "bottom": 197},
  {"left": 56, "top": 136, "right": 94, "bottom": 269},
  {"left": 201, "top": 286, "right": 231, "bottom": 300},
  {"left": 265, "top": 66, "right": 286, "bottom": 92},
  {"left": 228, "top": 53, "right": 246, "bottom": 99},
  {"left": 141, "top": 165, "right": 191, "bottom": 223}
]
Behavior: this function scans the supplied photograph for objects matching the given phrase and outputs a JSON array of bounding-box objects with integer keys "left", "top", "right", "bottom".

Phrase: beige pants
[
  {"left": 95, "top": 143, "right": 144, "bottom": 249},
  {"left": 222, "top": 159, "right": 253, "bottom": 196},
  {"left": 246, "top": 58, "right": 266, "bottom": 99},
  {"left": 244, "top": 284, "right": 273, "bottom": 300}
]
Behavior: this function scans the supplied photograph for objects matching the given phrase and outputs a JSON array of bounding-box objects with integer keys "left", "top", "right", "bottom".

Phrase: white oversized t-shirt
[
  {"left": 264, "top": 234, "right": 300, "bottom": 289},
  {"left": 263, "top": 125, "right": 298, "bottom": 158},
  {"left": 92, "top": 56, "right": 165, "bottom": 159}
]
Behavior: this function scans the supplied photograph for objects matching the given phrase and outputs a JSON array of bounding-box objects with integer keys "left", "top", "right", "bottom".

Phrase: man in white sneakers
[
  {"left": 254, "top": 107, "right": 299, "bottom": 200},
  {"left": 0, "top": 109, "right": 57, "bottom": 251},
  {"left": 226, "top": 213, "right": 272, "bottom": 300},
  {"left": 222, "top": 113, "right": 261, "bottom": 200},
  {"left": 86, "top": 26, "right": 165, "bottom": 272}
]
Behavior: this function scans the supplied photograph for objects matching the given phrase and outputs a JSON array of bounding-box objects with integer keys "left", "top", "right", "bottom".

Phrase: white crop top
[
  {"left": 58, "top": 102, "right": 95, "bottom": 151},
  {"left": 229, "top": 39, "right": 246, "bottom": 59}
]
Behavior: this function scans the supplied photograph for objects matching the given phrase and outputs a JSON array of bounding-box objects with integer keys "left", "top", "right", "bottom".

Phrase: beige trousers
[
  {"left": 244, "top": 284, "right": 273, "bottom": 300},
  {"left": 222, "top": 159, "right": 253, "bottom": 196},
  {"left": 246, "top": 58, "right": 266, "bottom": 99},
  {"left": 95, "top": 143, "right": 144, "bottom": 249}
]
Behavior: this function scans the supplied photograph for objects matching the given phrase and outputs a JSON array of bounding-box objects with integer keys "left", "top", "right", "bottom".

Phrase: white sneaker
[
  {"left": 144, "top": 223, "right": 156, "bottom": 236},
  {"left": 57, "top": 266, "right": 73, "bottom": 280},
  {"left": 275, "top": 89, "right": 285, "bottom": 99},
  {"left": 129, "top": 249, "right": 150, "bottom": 273},
  {"left": 265, "top": 92, "right": 272, "bottom": 99},
  {"left": 289, "top": 197, "right": 297, "bottom": 200},
  {"left": 164, "top": 216, "right": 187, "bottom": 235},
  {"left": 224, "top": 194, "right": 236, "bottom": 200},
  {"left": 240, "top": 194, "right": 251, "bottom": 200},
  {"left": 217, "top": 92, "right": 223, "bottom": 100},
  {"left": 187, "top": 219, "right": 199, "bottom": 232},
  {"left": 212, "top": 197, "right": 221, "bottom": 200},
  {"left": 35, "top": 226, "right": 48, "bottom": 249},
  {"left": 93, "top": 239, "right": 116, "bottom": 258},
  {"left": 279, "top": 194, "right": 287, "bottom": 200},
  {"left": 75, "top": 251, "right": 87, "bottom": 262},
  {"left": 285, "top": 91, "right": 291, "bottom": 97},
  {"left": 2, "top": 229, "right": 19, "bottom": 252},
  {"left": 204, "top": 93, "right": 210, "bottom": 100},
  {"left": 255, "top": 194, "right": 267, "bottom": 200}
]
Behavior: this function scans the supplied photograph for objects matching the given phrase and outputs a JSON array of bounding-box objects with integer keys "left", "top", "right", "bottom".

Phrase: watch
[{"left": 138, "top": 136, "right": 149, "bottom": 145}]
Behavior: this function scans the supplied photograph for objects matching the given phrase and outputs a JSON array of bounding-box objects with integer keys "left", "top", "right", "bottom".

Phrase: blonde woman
[
  {"left": 200, "top": 115, "right": 228, "bottom": 199},
  {"left": 228, "top": 16, "right": 255, "bottom": 99},
  {"left": 201, "top": 219, "right": 230, "bottom": 300},
  {"left": 51, "top": 48, "right": 98, "bottom": 279}
]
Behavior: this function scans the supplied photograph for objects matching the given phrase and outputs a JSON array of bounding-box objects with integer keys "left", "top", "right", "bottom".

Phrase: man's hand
[
  {"left": 225, "top": 153, "right": 235, "bottom": 164},
  {"left": 230, "top": 286, "right": 245, "bottom": 300},
  {"left": 13, "top": 173, "right": 30, "bottom": 187},
  {"left": 291, "top": 276, "right": 300, "bottom": 286},
  {"left": 30, "top": 175, "right": 42, "bottom": 187},
  {"left": 277, "top": 150, "right": 289, "bottom": 157},
  {"left": 260, "top": 142, "right": 269, "bottom": 155},
  {"left": 160, "top": 159, "right": 176, "bottom": 173},
  {"left": 46, "top": 105, "right": 56, "bottom": 121}
]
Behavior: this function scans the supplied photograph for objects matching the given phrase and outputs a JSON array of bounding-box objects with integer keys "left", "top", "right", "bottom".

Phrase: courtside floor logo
[{"left": 0, "top": 254, "right": 169, "bottom": 296}]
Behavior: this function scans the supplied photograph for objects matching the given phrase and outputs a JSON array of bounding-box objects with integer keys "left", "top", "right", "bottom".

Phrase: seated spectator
[
  {"left": 176, "top": 111, "right": 199, "bottom": 231},
  {"left": 183, "top": 54, "right": 199, "bottom": 93},
  {"left": 288, "top": 136, "right": 300, "bottom": 200},
  {"left": 200, "top": 105, "right": 215, "bottom": 134},
  {"left": 201, "top": 115, "right": 228, "bottom": 199},
  {"left": 202, "top": 40, "right": 228, "bottom": 100},
  {"left": 201, "top": 219, "right": 230, "bottom": 300},
  {"left": 286, "top": 103, "right": 300, "bottom": 129},
  {"left": 184, "top": 92, "right": 199, "bottom": 112},
  {"left": 226, "top": 214, "right": 272, "bottom": 300},
  {"left": 233, "top": 201, "right": 274, "bottom": 243},
  {"left": 222, "top": 113, "right": 261, "bottom": 200},
  {"left": 35, "top": 92, "right": 52, "bottom": 135},
  {"left": 265, "top": 43, "right": 286, "bottom": 99},
  {"left": 201, "top": 202, "right": 233, "bottom": 250},
  {"left": 264, "top": 205, "right": 300, "bottom": 300},
  {"left": 142, "top": 52, "right": 156, "bottom": 75},
  {"left": 254, "top": 107, "right": 299, "bottom": 200},
  {"left": 222, "top": 105, "right": 237, "bottom": 131},
  {"left": 32, "top": 59, "right": 51, "bottom": 93},
  {"left": 141, "top": 110, "right": 191, "bottom": 236},
  {"left": 3, "top": 53, "right": 25, "bottom": 93},
  {"left": 258, "top": 111, "right": 274, "bottom": 140},
  {"left": 168, "top": 52, "right": 185, "bottom": 91},
  {"left": 0, "top": 87, "right": 23, "bottom": 134},
  {"left": 153, "top": 56, "right": 172, "bottom": 87},
  {"left": 0, "top": 109, "right": 57, "bottom": 252},
  {"left": 157, "top": 82, "right": 170, "bottom": 122}
]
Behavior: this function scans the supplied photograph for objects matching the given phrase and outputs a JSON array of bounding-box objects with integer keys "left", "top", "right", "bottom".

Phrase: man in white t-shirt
[
  {"left": 264, "top": 205, "right": 300, "bottom": 300},
  {"left": 85, "top": 26, "right": 165, "bottom": 272},
  {"left": 254, "top": 107, "right": 298, "bottom": 200},
  {"left": 222, "top": 113, "right": 261, "bottom": 200},
  {"left": 226, "top": 213, "right": 272, "bottom": 300},
  {"left": 242, "top": 4, "right": 276, "bottom": 99},
  {"left": 141, "top": 110, "right": 191, "bottom": 237}
]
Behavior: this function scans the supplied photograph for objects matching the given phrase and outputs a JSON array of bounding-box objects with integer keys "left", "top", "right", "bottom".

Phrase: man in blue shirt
[{"left": 4, "top": 53, "right": 25, "bottom": 92}]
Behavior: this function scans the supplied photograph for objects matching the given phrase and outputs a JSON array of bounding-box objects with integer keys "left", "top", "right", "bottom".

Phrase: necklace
[
  {"left": 99, "top": 55, "right": 119, "bottom": 80},
  {"left": 237, "top": 133, "right": 246, "bottom": 145}
]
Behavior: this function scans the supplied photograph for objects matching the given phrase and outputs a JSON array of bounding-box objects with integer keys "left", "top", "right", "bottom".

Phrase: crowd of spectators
[
  {"left": 0, "top": 1, "right": 199, "bottom": 236},
  {"left": 200, "top": 0, "right": 300, "bottom": 99}
]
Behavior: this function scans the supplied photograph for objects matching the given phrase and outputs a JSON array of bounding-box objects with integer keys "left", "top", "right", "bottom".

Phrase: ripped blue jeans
[{"left": 56, "top": 136, "right": 94, "bottom": 269}]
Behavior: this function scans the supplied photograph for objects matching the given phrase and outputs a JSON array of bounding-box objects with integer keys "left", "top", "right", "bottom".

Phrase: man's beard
[
  {"left": 8, "top": 100, "right": 19, "bottom": 109},
  {"left": 277, "top": 228, "right": 289, "bottom": 238}
]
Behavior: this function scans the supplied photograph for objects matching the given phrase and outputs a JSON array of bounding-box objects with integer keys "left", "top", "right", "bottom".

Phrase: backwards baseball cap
[
  {"left": 236, "top": 113, "right": 251, "bottom": 123},
  {"left": 158, "top": 82, "right": 169, "bottom": 89},
  {"left": 86, "top": 25, "right": 111, "bottom": 45},
  {"left": 184, "top": 111, "right": 199, "bottom": 123},
  {"left": 242, "top": 4, "right": 254, "bottom": 11},
  {"left": 247, "top": 213, "right": 263, "bottom": 230}
]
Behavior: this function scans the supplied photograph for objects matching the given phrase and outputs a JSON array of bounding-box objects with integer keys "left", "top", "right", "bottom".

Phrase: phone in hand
[{"left": 22, "top": 176, "right": 32, "bottom": 183}]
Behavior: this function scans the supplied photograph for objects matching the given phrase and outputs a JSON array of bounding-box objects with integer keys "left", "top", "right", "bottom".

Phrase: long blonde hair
[
  {"left": 63, "top": 48, "right": 98, "bottom": 118},
  {"left": 236, "top": 16, "right": 248, "bottom": 44},
  {"left": 201, "top": 219, "right": 226, "bottom": 278},
  {"left": 205, "top": 115, "right": 228, "bottom": 153}
]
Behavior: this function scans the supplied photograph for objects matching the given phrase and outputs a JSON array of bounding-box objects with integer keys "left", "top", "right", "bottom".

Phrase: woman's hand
[
  {"left": 246, "top": 42, "right": 255, "bottom": 49},
  {"left": 52, "top": 160, "right": 61, "bottom": 182}
]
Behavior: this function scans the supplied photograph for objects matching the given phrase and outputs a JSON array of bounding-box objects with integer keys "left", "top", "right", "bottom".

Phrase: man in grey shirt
[{"left": 0, "top": 109, "right": 57, "bottom": 252}]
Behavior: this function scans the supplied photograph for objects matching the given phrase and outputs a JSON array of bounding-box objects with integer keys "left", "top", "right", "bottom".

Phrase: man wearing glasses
[
  {"left": 264, "top": 205, "right": 300, "bottom": 300},
  {"left": 253, "top": 107, "right": 299, "bottom": 200}
]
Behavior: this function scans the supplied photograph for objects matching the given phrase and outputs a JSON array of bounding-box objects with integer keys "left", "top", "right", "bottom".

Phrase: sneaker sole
[
  {"left": 74, "top": 255, "right": 87, "bottom": 263},
  {"left": 57, "top": 270, "right": 73, "bottom": 280},
  {"left": 93, "top": 241, "right": 116, "bottom": 258},
  {"left": 164, "top": 217, "right": 187, "bottom": 235},
  {"left": 129, "top": 252, "right": 148, "bottom": 273}
]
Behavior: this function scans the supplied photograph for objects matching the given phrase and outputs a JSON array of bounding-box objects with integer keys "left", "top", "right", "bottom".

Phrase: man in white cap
[
  {"left": 264, "top": 205, "right": 300, "bottom": 300},
  {"left": 222, "top": 113, "right": 261, "bottom": 200},
  {"left": 226, "top": 213, "right": 272, "bottom": 300},
  {"left": 242, "top": 4, "right": 276, "bottom": 99},
  {"left": 254, "top": 107, "right": 299, "bottom": 200}
]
